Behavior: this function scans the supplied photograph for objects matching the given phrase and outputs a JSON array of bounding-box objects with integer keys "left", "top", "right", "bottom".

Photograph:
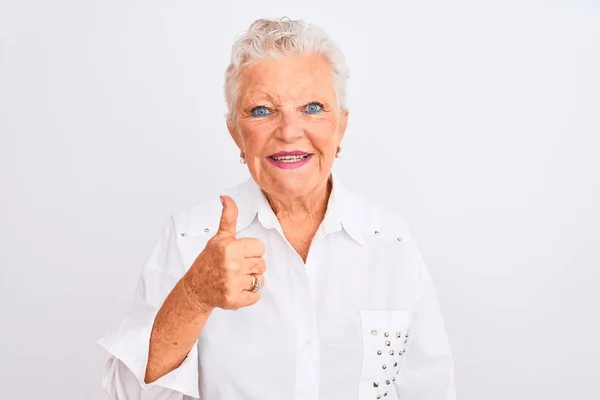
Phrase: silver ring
[{"left": 250, "top": 274, "right": 262, "bottom": 293}]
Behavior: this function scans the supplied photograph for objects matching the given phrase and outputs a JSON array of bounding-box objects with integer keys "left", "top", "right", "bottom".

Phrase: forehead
[{"left": 239, "top": 53, "right": 336, "bottom": 102}]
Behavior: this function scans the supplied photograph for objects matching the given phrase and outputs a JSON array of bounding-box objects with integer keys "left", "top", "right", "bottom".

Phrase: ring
[{"left": 250, "top": 274, "right": 262, "bottom": 293}]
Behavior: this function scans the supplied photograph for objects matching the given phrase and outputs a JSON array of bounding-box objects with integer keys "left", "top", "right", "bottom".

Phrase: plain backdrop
[{"left": 1, "top": 1, "right": 599, "bottom": 399}]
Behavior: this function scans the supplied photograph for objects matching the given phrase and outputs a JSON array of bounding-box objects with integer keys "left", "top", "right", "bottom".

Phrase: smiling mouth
[{"left": 268, "top": 154, "right": 311, "bottom": 163}]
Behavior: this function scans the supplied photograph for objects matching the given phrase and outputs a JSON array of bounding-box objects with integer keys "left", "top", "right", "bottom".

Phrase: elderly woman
[{"left": 97, "top": 18, "right": 455, "bottom": 400}]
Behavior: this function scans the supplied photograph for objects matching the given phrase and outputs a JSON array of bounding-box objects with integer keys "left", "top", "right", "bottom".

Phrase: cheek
[
  {"left": 304, "top": 118, "right": 340, "bottom": 154},
  {"left": 239, "top": 123, "right": 271, "bottom": 155}
]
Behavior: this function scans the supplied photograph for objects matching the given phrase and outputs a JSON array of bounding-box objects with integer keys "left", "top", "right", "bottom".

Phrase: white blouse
[{"left": 97, "top": 174, "right": 456, "bottom": 400}]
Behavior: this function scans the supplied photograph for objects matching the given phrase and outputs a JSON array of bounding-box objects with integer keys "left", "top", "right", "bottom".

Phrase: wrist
[{"left": 181, "top": 273, "right": 214, "bottom": 314}]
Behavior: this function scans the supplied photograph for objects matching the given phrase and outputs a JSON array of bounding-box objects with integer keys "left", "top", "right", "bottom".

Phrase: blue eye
[
  {"left": 303, "top": 102, "right": 323, "bottom": 115},
  {"left": 250, "top": 106, "right": 271, "bottom": 117}
]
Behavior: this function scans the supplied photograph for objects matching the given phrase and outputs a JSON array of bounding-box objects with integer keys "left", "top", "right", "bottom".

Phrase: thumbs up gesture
[{"left": 185, "top": 195, "right": 266, "bottom": 311}]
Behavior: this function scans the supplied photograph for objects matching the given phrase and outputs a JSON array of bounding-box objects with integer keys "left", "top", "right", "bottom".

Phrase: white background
[{"left": 1, "top": 1, "right": 599, "bottom": 399}]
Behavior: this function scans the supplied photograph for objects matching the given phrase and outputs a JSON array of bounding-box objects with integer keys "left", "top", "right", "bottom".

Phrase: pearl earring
[
  {"left": 335, "top": 146, "right": 342, "bottom": 158},
  {"left": 239, "top": 152, "right": 247, "bottom": 164}
]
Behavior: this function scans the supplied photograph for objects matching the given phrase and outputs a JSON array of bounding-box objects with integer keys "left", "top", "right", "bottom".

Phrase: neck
[{"left": 265, "top": 178, "right": 331, "bottom": 222}]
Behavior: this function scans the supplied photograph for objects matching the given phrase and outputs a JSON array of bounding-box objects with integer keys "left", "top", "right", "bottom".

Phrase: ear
[
  {"left": 337, "top": 109, "right": 349, "bottom": 144},
  {"left": 227, "top": 119, "right": 244, "bottom": 151}
]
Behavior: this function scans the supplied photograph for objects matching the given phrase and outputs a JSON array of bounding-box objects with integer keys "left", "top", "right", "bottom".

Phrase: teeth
[{"left": 272, "top": 154, "right": 308, "bottom": 162}]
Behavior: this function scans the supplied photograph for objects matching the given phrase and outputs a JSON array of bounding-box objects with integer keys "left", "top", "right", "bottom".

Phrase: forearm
[{"left": 145, "top": 273, "right": 212, "bottom": 383}]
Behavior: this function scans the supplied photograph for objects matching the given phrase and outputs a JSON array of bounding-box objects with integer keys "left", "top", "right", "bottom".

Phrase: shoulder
[
  {"left": 342, "top": 185, "right": 413, "bottom": 243},
  {"left": 169, "top": 179, "right": 250, "bottom": 237}
]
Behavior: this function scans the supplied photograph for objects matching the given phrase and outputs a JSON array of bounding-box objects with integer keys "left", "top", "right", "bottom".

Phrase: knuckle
[
  {"left": 223, "top": 240, "right": 241, "bottom": 260},
  {"left": 257, "top": 258, "right": 266, "bottom": 273},
  {"left": 254, "top": 239, "right": 266, "bottom": 255}
]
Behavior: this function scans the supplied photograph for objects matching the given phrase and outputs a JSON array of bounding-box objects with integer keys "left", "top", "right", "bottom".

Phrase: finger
[
  {"left": 239, "top": 290, "right": 260, "bottom": 307},
  {"left": 244, "top": 257, "right": 266, "bottom": 275},
  {"left": 216, "top": 195, "right": 238, "bottom": 237},
  {"left": 242, "top": 273, "right": 264, "bottom": 292},
  {"left": 237, "top": 237, "right": 266, "bottom": 258}
]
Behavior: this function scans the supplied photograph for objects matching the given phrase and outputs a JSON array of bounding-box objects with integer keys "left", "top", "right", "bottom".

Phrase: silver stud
[
  {"left": 204, "top": 228, "right": 210, "bottom": 232},
  {"left": 397, "top": 237, "right": 402, "bottom": 241},
  {"left": 404, "top": 340, "right": 408, "bottom": 344},
  {"left": 382, "top": 364, "right": 387, "bottom": 369},
  {"left": 180, "top": 233, "right": 187, "bottom": 237},
  {"left": 384, "top": 392, "right": 388, "bottom": 397},
  {"left": 389, "top": 350, "right": 395, "bottom": 355},
  {"left": 396, "top": 332, "right": 401, "bottom": 338},
  {"left": 392, "top": 377, "right": 396, "bottom": 382},
  {"left": 374, "top": 230, "right": 381, "bottom": 235},
  {"left": 384, "top": 332, "right": 389, "bottom": 337},
  {"left": 394, "top": 362, "right": 398, "bottom": 367},
  {"left": 371, "top": 329, "right": 378, "bottom": 335},
  {"left": 377, "top": 350, "right": 382, "bottom": 355},
  {"left": 377, "top": 396, "right": 381, "bottom": 399},
  {"left": 385, "top": 340, "right": 391, "bottom": 346},
  {"left": 396, "top": 369, "right": 400, "bottom": 374},
  {"left": 373, "top": 382, "right": 379, "bottom": 388},
  {"left": 386, "top": 380, "right": 390, "bottom": 385},
  {"left": 405, "top": 331, "right": 410, "bottom": 337}
]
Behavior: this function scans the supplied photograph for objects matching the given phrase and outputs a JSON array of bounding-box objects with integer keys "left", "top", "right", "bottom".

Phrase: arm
[
  {"left": 145, "top": 276, "right": 212, "bottom": 384},
  {"left": 97, "top": 196, "right": 264, "bottom": 399},
  {"left": 96, "top": 216, "right": 203, "bottom": 399},
  {"left": 395, "top": 235, "right": 456, "bottom": 399}
]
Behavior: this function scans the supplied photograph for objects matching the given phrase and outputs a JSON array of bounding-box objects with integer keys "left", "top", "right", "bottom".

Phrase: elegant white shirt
[{"left": 97, "top": 174, "right": 456, "bottom": 400}]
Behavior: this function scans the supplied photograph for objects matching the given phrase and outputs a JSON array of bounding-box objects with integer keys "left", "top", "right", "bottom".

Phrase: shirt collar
[{"left": 231, "top": 172, "right": 365, "bottom": 246}]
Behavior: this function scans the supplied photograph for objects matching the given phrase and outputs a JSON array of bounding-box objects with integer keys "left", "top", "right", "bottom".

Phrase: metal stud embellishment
[
  {"left": 204, "top": 228, "right": 210, "bottom": 233},
  {"left": 396, "top": 332, "right": 402, "bottom": 338},
  {"left": 382, "top": 364, "right": 387, "bottom": 370},
  {"left": 377, "top": 396, "right": 381, "bottom": 399},
  {"left": 389, "top": 350, "right": 395, "bottom": 355},
  {"left": 394, "top": 362, "right": 398, "bottom": 367},
  {"left": 384, "top": 332, "right": 389, "bottom": 337},
  {"left": 371, "top": 329, "right": 378, "bottom": 335},
  {"left": 377, "top": 350, "right": 382, "bottom": 355},
  {"left": 386, "top": 380, "right": 391, "bottom": 385},
  {"left": 392, "top": 377, "right": 396, "bottom": 382},
  {"left": 374, "top": 230, "right": 381, "bottom": 235},
  {"left": 373, "top": 382, "right": 379, "bottom": 388},
  {"left": 180, "top": 233, "right": 187, "bottom": 237},
  {"left": 384, "top": 392, "right": 388, "bottom": 397},
  {"left": 397, "top": 237, "right": 403, "bottom": 241},
  {"left": 385, "top": 340, "right": 391, "bottom": 346}
]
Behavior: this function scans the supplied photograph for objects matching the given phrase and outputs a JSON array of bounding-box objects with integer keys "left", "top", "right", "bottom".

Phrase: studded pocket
[{"left": 358, "top": 310, "right": 414, "bottom": 400}]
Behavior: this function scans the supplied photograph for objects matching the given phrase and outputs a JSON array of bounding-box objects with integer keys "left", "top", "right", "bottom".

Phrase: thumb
[{"left": 216, "top": 195, "right": 239, "bottom": 237}]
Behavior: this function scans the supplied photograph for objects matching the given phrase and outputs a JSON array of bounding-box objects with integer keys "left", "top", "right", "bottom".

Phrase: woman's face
[{"left": 228, "top": 53, "right": 348, "bottom": 200}]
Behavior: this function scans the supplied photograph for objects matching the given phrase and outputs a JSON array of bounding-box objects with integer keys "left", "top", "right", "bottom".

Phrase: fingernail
[{"left": 219, "top": 195, "right": 224, "bottom": 205}]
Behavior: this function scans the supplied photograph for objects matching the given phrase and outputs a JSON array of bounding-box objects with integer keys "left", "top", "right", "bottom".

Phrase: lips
[
  {"left": 266, "top": 150, "right": 313, "bottom": 169},
  {"left": 267, "top": 150, "right": 312, "bottom": 162}
]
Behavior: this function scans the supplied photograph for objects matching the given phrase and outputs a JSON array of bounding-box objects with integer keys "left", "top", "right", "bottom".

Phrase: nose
[{"left": 275, "top": 109, "right": 302, "bottom": 143}]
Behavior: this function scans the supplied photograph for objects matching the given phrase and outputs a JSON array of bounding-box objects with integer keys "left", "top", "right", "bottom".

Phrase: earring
[
  {"left": 335, "top": 146, "right": 342, "bottom": 158},
  {"left": 239, "top": 152, "right": 247, "bottom": 164}
]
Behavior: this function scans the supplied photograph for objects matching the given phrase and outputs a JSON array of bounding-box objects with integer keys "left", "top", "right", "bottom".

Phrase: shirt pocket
[{"left": 358, "top": 310, "right": 414, "bottom": 400}]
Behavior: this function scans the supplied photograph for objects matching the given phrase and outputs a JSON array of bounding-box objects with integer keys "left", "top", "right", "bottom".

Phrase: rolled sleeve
[
  {"left": 96, "top": 215, "right": 200, "bottom": 399},
  {"left": 395, "top": 234, "right": 456, "bottom": 399}
]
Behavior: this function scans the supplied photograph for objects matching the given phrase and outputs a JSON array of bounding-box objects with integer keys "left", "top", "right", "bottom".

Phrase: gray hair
[{"left": 224, "top": 17, "right": 349, "bottom": 124}]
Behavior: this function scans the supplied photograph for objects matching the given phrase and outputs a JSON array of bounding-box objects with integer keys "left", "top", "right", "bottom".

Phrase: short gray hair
[{"left": 224, "top": 17, "right": 349, "bottom": 124}]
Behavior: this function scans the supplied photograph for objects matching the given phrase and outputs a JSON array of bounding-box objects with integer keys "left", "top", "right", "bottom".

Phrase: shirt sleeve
[
  {"left": 395, "top": 234, "right": 457, "bottom": 400},
  {"left": 95, "top": 215, "right": 200, "bottom": 399}
]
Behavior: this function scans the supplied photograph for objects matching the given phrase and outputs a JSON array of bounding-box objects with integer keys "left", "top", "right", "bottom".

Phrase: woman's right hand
[{"left": 183, "top": 195, "right": 266, "bottom": 311}]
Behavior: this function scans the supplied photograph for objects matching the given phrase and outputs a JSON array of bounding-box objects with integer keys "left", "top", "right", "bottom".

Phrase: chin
[{"left": 271, "top": 172, "right": 323, "bottom": 196}]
